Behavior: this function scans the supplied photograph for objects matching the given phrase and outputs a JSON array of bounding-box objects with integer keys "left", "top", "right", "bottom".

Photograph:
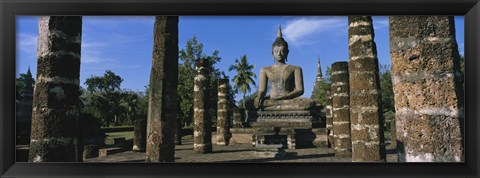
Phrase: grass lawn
[{"left": 106, "top": 131, "right": 134, "bottom": 140}]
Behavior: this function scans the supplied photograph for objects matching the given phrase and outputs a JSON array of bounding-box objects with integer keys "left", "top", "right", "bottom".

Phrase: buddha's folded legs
[{"left": 255, "top": 97, "right": 315, "bottom": 111}]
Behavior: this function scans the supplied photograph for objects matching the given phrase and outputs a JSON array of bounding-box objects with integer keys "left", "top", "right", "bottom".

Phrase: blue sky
[{"left": 16, "top": 16, "right": 464, "bottom": 102}]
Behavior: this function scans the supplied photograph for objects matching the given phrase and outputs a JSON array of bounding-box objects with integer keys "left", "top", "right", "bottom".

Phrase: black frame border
[{"left": 1, "top": 0, "right": 479, "bottom": 177}]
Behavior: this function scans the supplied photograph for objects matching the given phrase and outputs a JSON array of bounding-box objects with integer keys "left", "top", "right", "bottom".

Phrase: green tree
[
  {"left": 379, "top": 64, "right": 395, "bottom": 134},
  {"left": 85, "top": 70, "right": 123, "bottom": 93},
  {"left": 119, "top": 90, "right": 140, "bottom": 125},
  {"left": 178, "top": 35, "right": 223, "bottom": 128},
  {"left": 380, "top": 64, "right": 394, "bottom": 113},
  {"left": 228, "top": 55, "right": 257, "bottom": 108},
  {"left": 311, "top": 66, "right": 332, "bottom": 106},
  {"left": 15, "top": 71, "right": 35, "bottom": 99},
  {"left": 84, "top": 70, "right": 124, "bottom": 127}
]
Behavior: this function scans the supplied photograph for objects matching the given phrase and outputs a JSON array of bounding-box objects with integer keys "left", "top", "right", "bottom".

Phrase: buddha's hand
[
  {"left": 270, "top": 95, "right": 285, "bottom": 100},
  {"left": 254, "top": 95, "right": 262, "bottom": 108},
  {"left": 254, "top": 95, "right": 269, "bottom": 108}
]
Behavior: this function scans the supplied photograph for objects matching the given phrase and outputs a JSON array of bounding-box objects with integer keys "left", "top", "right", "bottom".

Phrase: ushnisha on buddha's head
[{"left": 272, "top": 25, "right": 289, "bottom": 63}]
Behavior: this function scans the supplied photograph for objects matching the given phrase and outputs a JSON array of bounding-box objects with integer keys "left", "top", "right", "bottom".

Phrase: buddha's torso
[{"left": 264, "top": 64, "right": 296, "bottom": 98}]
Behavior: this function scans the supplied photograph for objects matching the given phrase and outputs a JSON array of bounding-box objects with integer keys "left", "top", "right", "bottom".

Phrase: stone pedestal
[
  {"left": 348, "top": 16, "right": 386, "bottom": 162},
  {"left": 29, "top": 16, "right": 82, "bottom": 162},
  {"left": 146, "top": 16, "right": 179, "bottom": 162},
  {"left": 193, "top": 59, "right": 212, "bottom": 154},
  {"left": 254, "top": 144, "right": 286, "bottom": 158},
  {"left": 229, "top": 128, "right": 255, "bottom": 145},
  {"left": 390, "top": 16, "right": 464, "bottom": 162},
  {"left": 331, "top": 61, "right": 352, "bottom": 158},
  {"left": 251, "top": 121, "right": 320, "bottom": 149}
]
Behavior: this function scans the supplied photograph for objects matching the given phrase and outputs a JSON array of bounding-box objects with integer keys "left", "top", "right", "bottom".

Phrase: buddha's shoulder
[
  {"left": 260, "top": 65, "right": 274, "bottom": 71},
  {"left": 286, "top": 64, "right": 302, "bottom": 70}
]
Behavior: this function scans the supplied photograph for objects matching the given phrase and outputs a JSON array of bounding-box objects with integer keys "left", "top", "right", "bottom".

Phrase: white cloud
[{"left": 283, "top": 16, "right": 346, "bottom": 46}]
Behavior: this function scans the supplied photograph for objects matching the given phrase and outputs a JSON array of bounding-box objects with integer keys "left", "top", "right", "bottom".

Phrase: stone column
[
  {"left": 348, "top": 16, "right": 386, "bottom": 162},
  {"left": 216, "top": 78, "right": 230, "bottom": 145},
  {"left": 29, "top": 16, "right": 82, "bottom": 162},
  {"left": 331, "top": 61, "right": 352, "bottom": 158},
  {"left": 390, "top": 16, "right": 464, "bottom": 162},
  {"left": 146, "top": 16, "right": 179, "bottom": 162},
  {"left": 325, "top": 90, "right": 334, "bottom": 148},
  {"left": 193, "top": 59, "right": 212, "bottom": 153},
  {"left": 133, "top": 119, "right": 146, "bottom": 152}
]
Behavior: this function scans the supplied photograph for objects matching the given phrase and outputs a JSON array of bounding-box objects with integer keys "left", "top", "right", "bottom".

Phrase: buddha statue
[{"left": 254, "top": 26, "right": 315, "bottom": 111}]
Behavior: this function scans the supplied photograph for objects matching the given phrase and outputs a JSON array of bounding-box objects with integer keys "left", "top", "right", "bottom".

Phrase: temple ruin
[{"left": 19, "top": 15, "right": 465, "bottom": 163}]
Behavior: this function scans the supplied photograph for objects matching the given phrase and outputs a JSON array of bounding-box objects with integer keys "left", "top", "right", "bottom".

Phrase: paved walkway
[{"left": 85, "top": 141, "right": 398, "bottom": 163}]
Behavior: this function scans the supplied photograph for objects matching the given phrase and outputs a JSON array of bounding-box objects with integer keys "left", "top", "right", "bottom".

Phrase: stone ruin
[
  {"left": 145, "top": 16, "right": 179, "bottom": 162},
  {"left": 348, "top": 16, "right": 386, "bottom": 162},
  {"left": 331, "top": 61, "right": 352, "bottom": 157},
  {"left": 193, "top": 59, "right": 213, "bottom": 154},
  {"left": 216, "top": 78, "right": 231, "bottom": 146},
  {"left": 390, "top": 16, "right": 464, "bottom": 162},
  {"left": 28, "top": 16, "right": 83, "bottom": 162},
  {"left": 21, "top": 15, "right": 464, "bottom": 162}
]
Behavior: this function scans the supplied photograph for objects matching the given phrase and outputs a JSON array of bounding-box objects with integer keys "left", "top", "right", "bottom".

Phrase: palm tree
[{"left": 228, "top": 55, "right": 256, "bottom": 108}]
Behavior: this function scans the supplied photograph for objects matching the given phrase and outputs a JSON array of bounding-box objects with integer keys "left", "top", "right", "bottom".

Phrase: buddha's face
[{"left": 272, "top": 45, "right": 288, "bottom": 63}]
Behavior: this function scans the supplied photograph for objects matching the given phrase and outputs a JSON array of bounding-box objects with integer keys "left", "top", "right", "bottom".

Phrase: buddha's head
[{"left": 272, "top": 26, "right": 289, "bottom": 63}]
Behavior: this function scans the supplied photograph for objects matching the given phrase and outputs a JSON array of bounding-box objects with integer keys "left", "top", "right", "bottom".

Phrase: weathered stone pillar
[
  {"left": 216, "top": 78, "right": 230, "bottom": 145},
  {"left": 29, "top": 16, "right": 82, "bottom": 162},
  {"left": 348, "top": 16, "right": 386, "bottom": 162},
  {"left": 133, "top": 119, "right": 146, "bottom": 152},
  {"left": 146, "top": 16, "right": 179, "bottom": 162},
  {"left": 325, "top": 90, "right": 334, "bottom": 148},
  {"left": 331, "top": 61, "right": 352, "bottom": 157},
  {"left": 390, "top": 16, "right": 464, "bottom": 162},
  {"left": 193, "top": 59, "right": 213, "bottom": 153}
]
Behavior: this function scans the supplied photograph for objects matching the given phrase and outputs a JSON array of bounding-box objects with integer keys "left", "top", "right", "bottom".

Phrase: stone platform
[
  {"left": 249, "top": 110, "right": 326, "bottom": 149},
  {"left": 84, "top": 140, "right": 399, "bottom": 163}
]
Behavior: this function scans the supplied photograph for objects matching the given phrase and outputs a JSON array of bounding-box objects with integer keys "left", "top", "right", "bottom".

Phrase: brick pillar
[
  {"left": 146, "top": 16, "right": 179, "bottom": 162},
  {"left": 133, "top": 119, "right": 146, "bottom": 152},
  {"left": 325, "top": 90, "right": 334, "bottom": 148},
  {"left": 29, "top": 16, "right": 82, "bottom": 162},
  {"left": 331, "top": 61, "right": 352, "bottom": 157},
  {"left": 193, "top": 59, "right": 213, "bottom": 153},
  {"left": 216, "top": 78, "right": 230, "bottom": 145},
  {"left": 348, "top": 16, "right": 386, "bottom": 162},
  {"left": 390, "top": 16, "right": 464, "bottom": 162}
]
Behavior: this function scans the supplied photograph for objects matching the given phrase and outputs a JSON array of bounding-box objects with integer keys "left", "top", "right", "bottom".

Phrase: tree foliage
[
  {"left": 379, "top": 64, "right": 395, "bottom": 133},
  {"left": 311, "top": 66, "right": 332, "bottom": 106},
  {"left": 84, "top": 70, "right": 123, "bottom": 126},
  {"left": 228, "top": 54, "right": 257, "bottom": 108},
  {"left": 380, "top": 64, "right": 394, "bottom": 114},
  {"left": 16, "top": 72, "right": 35, "bottom": 99},
  {"left": 177, "top": 35, "right": 225, "bottom": 127}
]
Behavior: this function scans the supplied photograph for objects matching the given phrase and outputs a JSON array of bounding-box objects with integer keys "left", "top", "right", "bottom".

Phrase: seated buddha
[{"left": 254, "top": 26, "right": 315, "bottom": 111}]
